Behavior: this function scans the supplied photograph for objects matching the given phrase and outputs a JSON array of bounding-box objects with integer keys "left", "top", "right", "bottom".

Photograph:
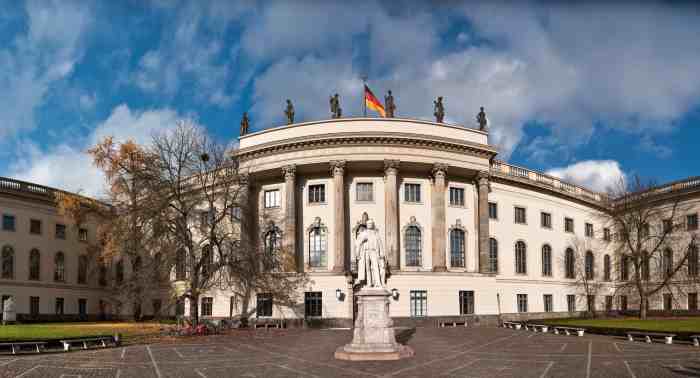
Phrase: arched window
[
  {"left": 29, "top": 249, "right": 40, "bottom": 281},
  {"left": 1, "top": 246, "right": 14, "bottom": 279},
  {"left": 541, "top": 244, "right": 552, "bottom": 276},
  {"left": 78, "top": 255, "right": 88, "bottom": 284},
  {"left": 689, "top": 245, "right": 699, "bottom": 277},
  {"left": 201, "top": 246, "right": 213, "bottom": 277},
  {"left": 54, "top": 252, "right": 65, "bottom": 282},
  {"left": 175, "top": 249, "right": 186, "bottom": 280},
  {"left": 405, "top": 226, "right": 421, "bottom": 267},
  {"left": 488, "top": 238, "right": 498, "bottom": 273},
  {"left": 585, "top": 251, "right": 594, "bottom": 280},
  {"left": 308, "top": 219, "right": 327, "bottom": 268},
  {"left": 264, "top": 225, "right": 281, "bottom": 270},
  {"left": 515, "top": 241, "right": 527, "bottom": 274},
  {"left": 663, "top": 248, "right": 673, "bottom": 277},
  {"left": 565, "top": 248, "right": 575, "bottom": 278},
  {"left": 115, "top": 259, "right": 124, "bottom": 284},
  {"left": 603, "top": 254, "right": 611, "bottom": 281},
  {"left": 450, "top": 229, "right": 465, "bottom": 268},
  {"left": 620, "top": 255, "right": 629, "bottom": 281}
]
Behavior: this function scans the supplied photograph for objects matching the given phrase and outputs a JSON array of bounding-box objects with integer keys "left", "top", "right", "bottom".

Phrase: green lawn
[
  {"left": 0, "top": 322, "right": 166, "bottom": 341},
  {"left": 545, "top": 317, "right": 700, "bottom": 333}
]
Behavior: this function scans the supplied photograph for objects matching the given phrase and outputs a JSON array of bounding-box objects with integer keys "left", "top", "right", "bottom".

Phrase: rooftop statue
[
  {"left": 240, "top": 112, "right": 249, "bottom": 136},
  {"left": 477, "top": 106, "right": 488, "bottom": 131},
  {"left": 385, "top": 90, "right": 396, "bottom": 118},
  {"left": 355, "top": 218, "right": 386, "bottom": 289},
  {"left": 330, "top": 93, "right": 342, "bottom": 119},
  {"left": 434, "top": 96, "right": 445, "bottom": 123},
  {"left": 284, "top": 99, "right": 295, "bottom": 124}
]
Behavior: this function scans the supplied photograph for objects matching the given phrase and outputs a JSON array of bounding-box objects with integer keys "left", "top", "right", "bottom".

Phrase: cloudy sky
[{"left": 1, "top": 0, "right": 699, "bottom": 198}]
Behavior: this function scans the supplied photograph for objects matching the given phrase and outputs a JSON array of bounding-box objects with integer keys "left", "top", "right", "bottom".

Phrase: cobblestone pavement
[{"left": 2, "top": 327, "right": 700, "bottom": 377}]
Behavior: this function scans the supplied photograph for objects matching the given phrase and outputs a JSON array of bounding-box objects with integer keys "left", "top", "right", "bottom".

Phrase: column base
[
  {"left": 330, "top": 266, "right": 346, "bottom": 274},
  {"left": 432, "top": 266, "right": 448, "bottom": 272}
]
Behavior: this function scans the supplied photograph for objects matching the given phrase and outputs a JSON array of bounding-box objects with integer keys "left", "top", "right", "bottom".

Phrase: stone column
[
  {"left": 238, "top": 174, "right": 251, "bottom": 252},
  {"left": 331, "top": 161, "right": 346, "bottom": 273},
  {"left": 431, "top": 164, "right": 448, "bottom": 272},
  {"left": 477, "top": 171, "right": 491, "bottom": 273},
  {"left": 384, "top": 160, "right": 400, "bottom": 270},
  {"left": 282, "top": 165, "right": 298, "bottom": 272}
]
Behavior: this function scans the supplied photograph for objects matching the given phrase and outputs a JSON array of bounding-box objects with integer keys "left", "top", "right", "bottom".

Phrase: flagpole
[{"left": 361, "top": 74, "right": 367, "bottom": 117}]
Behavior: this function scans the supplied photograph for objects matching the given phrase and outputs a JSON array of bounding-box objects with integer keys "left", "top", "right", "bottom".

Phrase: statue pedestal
[{"left": 334, "top": 287, "right": 413, "bottom": 361}]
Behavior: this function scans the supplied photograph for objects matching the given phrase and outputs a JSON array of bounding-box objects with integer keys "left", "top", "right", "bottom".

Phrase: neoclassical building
[{"left": 1, "top": 117, "right": 699, "bottom": 325}]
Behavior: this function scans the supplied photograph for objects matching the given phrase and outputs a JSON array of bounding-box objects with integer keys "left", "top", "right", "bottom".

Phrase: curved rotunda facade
[{"left": 1, "top": 117, "right": 699, "bottom": 325}]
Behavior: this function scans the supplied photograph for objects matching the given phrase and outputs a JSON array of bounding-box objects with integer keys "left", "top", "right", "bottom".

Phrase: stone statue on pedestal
[
  {"left": 330, "top": 94, "right": 342, "bottom": 119},
  {"left": 385, "top": 90, "right": 396, "bottom": 118},
  {"left": 2, "top": 296, "right": 16, "bottom": 325},
  {"left": 355, "top": 219, "right": 386, "bottom": 289},
  {"left": 477, "top": 106, "right": 488, "bottom": 131},
  {"left": 434, "top": 96, "right": 445, "bottom": 123},
  {"left": 284, "top": 99, "right": 295, "bottom": 124},
  {"left": 240, "top": 112, "right": 249, "bottom": 136}
]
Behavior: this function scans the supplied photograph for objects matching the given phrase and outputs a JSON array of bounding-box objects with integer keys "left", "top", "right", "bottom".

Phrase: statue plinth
[{"left": 334, "top": 287, "right": 413, "bottom": 361}]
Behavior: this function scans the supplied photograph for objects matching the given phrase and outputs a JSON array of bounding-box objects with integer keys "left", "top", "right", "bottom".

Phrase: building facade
[{"left": 1, "top": 117, "right": 699, "bottom": 325}]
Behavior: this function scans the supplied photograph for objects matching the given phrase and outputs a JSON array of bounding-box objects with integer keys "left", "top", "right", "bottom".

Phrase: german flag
[{"left": 364, "top": 85, "right": 386, "bottom": 117}]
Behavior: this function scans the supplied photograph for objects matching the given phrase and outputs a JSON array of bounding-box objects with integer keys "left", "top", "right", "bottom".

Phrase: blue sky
[{"left": 1, "top": 0, "right": 699, "bottom": 197}]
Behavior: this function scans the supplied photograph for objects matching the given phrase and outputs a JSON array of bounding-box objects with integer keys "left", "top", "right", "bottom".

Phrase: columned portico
[
  {"left": 384, "top": 160, "right": 400, "bottom": 270},
  {"left": 330, "top": 160, "right": 346, "bottom": 272},
  {"left": 282, "top": 165, "right": 298, "bottom": 272},
  {"left": 431, "top": 164, "right": 448, "bottom": 271},
  {"left": 477, "top": 171, "right": 490, "bottom": 273}
]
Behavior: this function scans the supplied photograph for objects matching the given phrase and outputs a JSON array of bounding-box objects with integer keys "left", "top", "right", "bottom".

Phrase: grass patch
[
  {"left": 545, "top": 317, "right": 700, "bottom": 333},
  {"left": 0, "top": 322, "right": 166, "bottom": 341}
]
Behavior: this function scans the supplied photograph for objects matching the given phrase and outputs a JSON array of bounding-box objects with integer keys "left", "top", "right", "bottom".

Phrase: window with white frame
[
  {"left": 567, "top": 294, "right": 576, "bottom": 312},
  {"left": 488, "top": 202, "right": 498, "bottom": 220},
  {"left": 541, "top": 244, "right": 552, "bottom": 276},
  {"left": 201, "top": 297, "right": 213, "bottom": 316},
  {"left": 304, "top": 292, "right": 322, "bottom": 317},
  {"left": 405, "top": 225, "right": 421, "bottom": 267},
  {"left": 488, "top": 238, "right": 498, "bottom": 273},
  {"left": 256, "top": 293, "right": 273, "bottom": 317},
  {"left": 540, "top": 212, "right": 551, "bottom": 229},
  {"left": 449, "top": 187, "right": 464, "bottom": 206},
  {"left": 308, "top": 184, "right": 325, "bottom": 204},
  {"left": 459, "top": 290, "right": 474, "bottom": 315},
  {"left": 404, "top": 183, "right": 421, "bottom": 203},
  {"left": 450, "top": 229, "right": 465, "bottom": 268},
  {"left": 308, "top": 222, "right": 327, "bottom": 268},
  {"left": 585, "top": 223, "right": 594, "bottom": 238},
  {"left": 544, "top": 294, "right": 553, "bottom": 312},
  {"left": 514, "top": 207, "right": 526, "bottom": 224},
  {"left": 410, "top": 290, "right": 427, "bottom": 317},
  {"left": 264, "top": 189, "right": 281, "bottom": 208},
  {"left": 517, "top": 294, "right": 528, "bottom": 313},
  {"left": 356, "top": 182, "right": 373, "bottom": 202},
  {"left": 564, "top": 217, "right": 574, "bottom": 233},
  {"left": 515, "top": 241, "right": 527, "bottom": 274}
]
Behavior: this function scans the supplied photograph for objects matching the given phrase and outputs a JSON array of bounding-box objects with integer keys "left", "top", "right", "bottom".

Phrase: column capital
[
  {"left": 432, "top": 163, "right": 449, "bottom": 179},
  {"left": 238, "top": 173, "right": 251, "bottom": 187},
  {"left": 282, "top": 165, "right": 296, "bottom": 181},
  {"left": 329, "top": 160, "right": 346, "bottom": 176},
  {"left": 476, "top": 170, "right": 490, "bottom": 186},
  {"left": 384, "top": 160, "right": 400, "bottom": 175}
]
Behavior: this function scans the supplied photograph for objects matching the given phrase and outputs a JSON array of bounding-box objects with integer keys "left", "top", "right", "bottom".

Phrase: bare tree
[
  {"left": 603, "top": 175, "right": 698, "bottom": 319},
  {"left": 567, "top": 236, "right": 605, "bottom": 317}
]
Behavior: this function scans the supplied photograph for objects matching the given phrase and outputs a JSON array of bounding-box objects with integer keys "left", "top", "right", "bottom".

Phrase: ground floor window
[
  {"left": 175, "top": 299, "right": 185, "bottom": 317},
  {"left": 459, "top": 291, "right": 474, "bottom": 315},
  {"left": 567, "top": 295, "right": 576, "bottom": 313},
  {"left": 605, "top": 296, "right": 613, "bottom": 312},
  {"left": 587, "top": 295, "right": 596, "bottom": 313},
  {"left": 201, "top": 297, "right": 213, "bottom": 317},
  {"left": 689, "top": 293, "right": 698, "bottom": 311},
  {"left": 78, "top": 298, "right": 87, "bottom": 317},
  {"left": 517, "top": 294, "right": 528, "bottom": 313},
  {"left": 229, "top": 296, "right": 238, "bottom": 317},
  {"left": 30, "top": 296, "right": 39, "bottom": 316},
  {"left": 304, "top": 292, "right": 322, "bottom": 317},
  {"left": 55, "top": 298, "right": 64, "bottom": 315},
  {"left": 663, "top": 294, "right": 672, "bottom": 311},
  {"left": 410, "top": 290, "right": 427, "bottom": 317},
  {"left": 620, "top": 295, "right": 628, "bottom": 311},
  {"left": 257, "top": 293, "right": 273, "bottom": 317},
  {"left": 543, "top": 294, "right": 553, "bottom": 312}
]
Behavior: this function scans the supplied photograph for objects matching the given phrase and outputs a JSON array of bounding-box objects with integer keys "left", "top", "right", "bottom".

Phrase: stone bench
[
  {"left": 60, "top": 336, "right": 113, "bottom": 352},
  {"left": 438, "top": 320, "right": 467, "bottom": 328},
  {"left": 691, "top": 335, "right": 700, "bottom": 347},
  {"left": 254, "top": 321, "right": 286, "bottom": 330},
  {"left": 502, "top": 321, "right": 522, "bottom": 330},
  {"left": 0, "top": 341, "right": 47, "bottom": 354},
  {"left": 529, "top": 324, "right": 549, "bottom": 333},
  {"left": 553, "top": 326, "right": 585, "bottom": 336},
  {"left": 627, "top": 331, "right": 675, "bottom": 344}
]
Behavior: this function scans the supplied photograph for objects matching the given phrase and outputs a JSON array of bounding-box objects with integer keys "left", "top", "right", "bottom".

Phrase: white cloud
[
  {"left": 7, "top": 105, "right": 183, "bottom": 198},
  {"left": 546, "top": 160, "right": 625, "bottom": 193}
]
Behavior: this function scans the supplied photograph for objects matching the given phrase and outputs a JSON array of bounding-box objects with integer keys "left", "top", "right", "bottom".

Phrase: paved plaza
[{"left": 1, "top": 327, "right": 700, "bottom": 377}]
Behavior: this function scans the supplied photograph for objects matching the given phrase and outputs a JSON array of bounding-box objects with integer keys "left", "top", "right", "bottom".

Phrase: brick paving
[{"left": 1, "top": 327, "right": 700, "bottom": 377}]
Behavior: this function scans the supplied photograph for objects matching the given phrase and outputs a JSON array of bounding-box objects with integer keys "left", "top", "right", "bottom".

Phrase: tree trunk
[
  {"left": 190, "top": 295, "right": 199, "bottom": 325},
  {"left": 639, "top": 294, "right": 647, "bottom": 320}
]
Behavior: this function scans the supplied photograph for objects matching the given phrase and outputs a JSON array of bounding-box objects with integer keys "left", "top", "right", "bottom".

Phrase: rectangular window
[
  {"left": 540, "top": 212, "right": 551, "bottom": 229},
  {"left": 517, "top": 294, "right": 528, "bottom": 313},
  {"left": 620, "top": 295, "right": 628, "bottom": 311},
  {"left": 459, "top": 291, "right": 474, "bottom": 315},
  {"left": 488, "top": 202, "right": 498, "bottom": 220},
  {"left": 55, "top": 297, "right": 64, "bottom": 315},
  {"left": 564, "top": 217, "right": 574, "bottom": 233},
  {"left": 30, "top": 296, "right": 39, "bottom": 317},
  {"left": 264, "top": 189, "right": 281, "bottom": 208},
  {"left": 663, "top": 219, "right": 673, "bottom": 233},
  {"left": 175, "top": 299, "right": 185, "bottom": 317},
  {"left": 78, "top": 298, "right": 87, "bottom": 316},
  {"left": 449, "top": 187, "right": 464, "bottom": 206},
  {"left": 585, "top": 223, "right": 594, "bottom": 237},
  {"left": 404, "top": 183, "right": 421, "bottom": 203},
  {"left": 304, "top": 292, "right": 322, "bottom": 317},
  {"left": 567, "top": 294, "right": 576, "bottom": 312},
  {"left": 30, "top": 219, "right": 42, "bottom": 235},
  {"left": 603, "top": 228, "right": 611, "bottom": 242},
  {"left": 514, "top": 207, "right": 526, "bottom": 224},
  {"left": 55, "top": 224, "right": 66, "bottom": 239},
  {"left": 356, "top": 182, "right": 374, "bottom": 202},
  {"left": 229, "top": 296, "right": 238, "bottom": 317},
  {"left": 689, "top": 293, "right": 698, "bottom": 311},
  {"left": 663, "top": 294, "right": 672, "bottom": 311},
  {"left": 230, "top": 206, "right": 241, "bottom": 222},
  {"left": 79, "top": 228, "right": 88, "bottom": 242},
  {"left": 2, "top": 215, "right": 15, "bottom": 231},
  {"left": 605, "top": 296, "right": 613, "bottom": 312},
  {"left": 256, "top": 293, "right": 273, "bottom": 317},
  {"left": 308, "top": 184, "right": 325, "bottom": 204},
  {"left": 201, "top": 297, "right": 213, "bottom": 317},
  {"left": 587, "top": 295, "right": 596, "bottom": 312},
  {"left": 688, "top": 214, "right": 698, "bottom": 231},
  {"left": 543, "top": 294, "right": 553, "bottom": 312},
  {"left": 410, "top": 290, "right": 427, "bottom": 317}
]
